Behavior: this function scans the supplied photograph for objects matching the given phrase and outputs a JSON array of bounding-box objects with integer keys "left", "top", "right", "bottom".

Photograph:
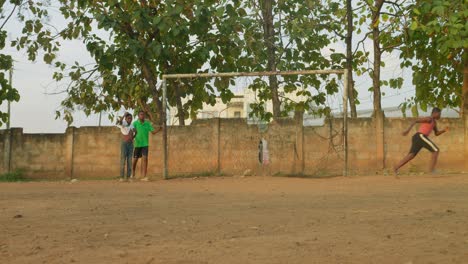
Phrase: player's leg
[
  {"left": 127, "top": 144, "right": 133, "bottom": 179},
  {"left": 418, "top": 134, "right": 440, "bottom": 173},
  {"left": 132, "top": 158, "right": 139, "bottom": 178},
  {"left": 121, "top": 142, "right": 129, "bottom": 181},
  {"left": 394, "top": 133, "right": 420, "bottom": 174},
  {"left": 430, "top": 151, "right": 439, "bottom": 173},
  {"left": 120, "top": 141, "right": 125, "bottom": 180},
  {"left": 122, "top": 142, "right": 131, "bottom": 180},
  {"left": 141, "top": 147, "right": 149, "bottom": 181},
  {"left": 394, "top": 153, "right": 416, "bottom": 173},
  {"left": 132, "top": 147, "right": 142, "bottom": 178},
  {"left": 141, "top": 157, "right": 147, "bottom": 179}
]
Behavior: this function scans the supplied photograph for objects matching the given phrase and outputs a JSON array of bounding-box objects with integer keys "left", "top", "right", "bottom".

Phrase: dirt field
[{"left": 1, "top": 175, "right": 468, "bottom": 264}]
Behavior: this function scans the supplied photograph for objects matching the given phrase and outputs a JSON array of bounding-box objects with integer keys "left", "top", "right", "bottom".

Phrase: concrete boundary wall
[{"left": 0, "top": 116, "right": 466, "bottom": 179}]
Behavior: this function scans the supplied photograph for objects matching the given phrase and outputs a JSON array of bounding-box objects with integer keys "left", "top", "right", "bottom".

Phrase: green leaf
[
  {"left": 411, "top": 105, "right": 419, "bottom": 117},
  {"left": 382, "top": 14, "right": 389, "bottom": 22}
]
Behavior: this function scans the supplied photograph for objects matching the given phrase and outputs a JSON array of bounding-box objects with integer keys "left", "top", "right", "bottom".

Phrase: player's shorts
[
  {"left": 409, "top": 133, "right": 439, "bottom": 155},
  {"left": 134, "top": 147, "right": 149, "bottom": 158}
]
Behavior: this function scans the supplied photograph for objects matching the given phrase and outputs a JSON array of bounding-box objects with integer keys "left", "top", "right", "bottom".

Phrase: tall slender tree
[
  {"left": 240, "top": 0, "right": 345, "bottom": 121},
  {"left": 260, "top": 0, "right": 281, "bottom": 120},
  {"left": 345, "top": 0, "right": 357, "bottom": 117},
  {"left": 355, "top": 0, "right": 408, "bottom": 114}
]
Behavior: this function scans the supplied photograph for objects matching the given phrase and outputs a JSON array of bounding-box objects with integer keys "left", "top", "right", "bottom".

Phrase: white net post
[
  {"left": 343, "top": 69, "right": 349, "bottom": 177},
  {"left": 162, "top": 77, "right": 168, "bottom": 180}
]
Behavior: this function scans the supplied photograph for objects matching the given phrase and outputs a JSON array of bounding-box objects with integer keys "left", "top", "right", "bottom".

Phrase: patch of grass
[
  {"left": 169, "top": 171, "right": 225, "bottom": 179},
  {"left": 272, "top": 171, "right": 342, "bottom": 179},
  {"left": 0, "top": 169, "right": 26, "bottom": 182}
]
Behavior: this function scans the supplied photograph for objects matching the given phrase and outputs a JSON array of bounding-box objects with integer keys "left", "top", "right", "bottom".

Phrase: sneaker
[
  {"left": 119, "top": 178, "right": 126, "bottom": 182},
  {"left": 140, "top": 177, "right": 150, "bottom": 182}
]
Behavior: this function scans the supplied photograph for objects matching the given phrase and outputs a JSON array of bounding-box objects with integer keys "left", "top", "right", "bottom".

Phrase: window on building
[{"left": 234, "top": 111, "right": 241, "bottom": 118}]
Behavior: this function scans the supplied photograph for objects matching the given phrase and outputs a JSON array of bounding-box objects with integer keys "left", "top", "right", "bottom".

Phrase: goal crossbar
[
  {"left": 162, "top": 70, "right": 345, "bottom": 80},
  {"left": 161, "top": 69, "right": 349, "bottom": 179}
]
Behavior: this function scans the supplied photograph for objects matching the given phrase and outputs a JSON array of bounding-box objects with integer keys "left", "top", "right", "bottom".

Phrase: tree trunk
[
  {"left": 372, "top": 29, "right": 382, "bottom": 114},
  {"left": 372, "top": 0, "right": 384, "bottom": 114},
  {"left": 371, "top": 0, "right": 386, "bottom": 171},
  {"left": 260, "top": 0, "right": 281, "bottom": 120},
  {"left": 463, "top": 49, "right": 468, "bottom": 116},
  {"left": 346, "top": 0, "right": 357, "bottom": 118},
  {"left": 464, "top": 49, "right": 468, "bottom": 173},
  {"left": 151, "top": 94, "right": 163, "bottom": 125},
  {"left": 174, "top": 82, "right": 186, "bottom": 126},
  {"left": 141, "top": 62, "right": 163, "bottom": 125}
]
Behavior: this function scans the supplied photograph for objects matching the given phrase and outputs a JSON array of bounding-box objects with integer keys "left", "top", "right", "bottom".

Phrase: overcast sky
[{"left": 0, "top": 3, "right": 415, "bottom": 133}]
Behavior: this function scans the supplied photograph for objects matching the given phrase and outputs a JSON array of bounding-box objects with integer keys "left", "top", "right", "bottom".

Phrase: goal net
[{"left": 160, "top": 70, "right": 349, "bottom": 179}]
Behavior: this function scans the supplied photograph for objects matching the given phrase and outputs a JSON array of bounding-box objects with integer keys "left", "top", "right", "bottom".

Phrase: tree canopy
[
  {"left": 400, "top": 0, "right": 468, "bottom": 114},
  {"left": 0, "top": 0, "right": 53, "bottom": 125},
  {"left": 2, "top": 0, "right": 468, "bottom": 127},
  {"left": 37, "top": 0, "right": 248, "bottom": 124}
]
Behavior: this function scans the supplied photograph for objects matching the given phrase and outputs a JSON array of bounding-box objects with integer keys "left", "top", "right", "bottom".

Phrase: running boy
[
  {"left": 394, "top": 108, "right": 449, "bottom": 175},
  {"left": 116, "top": 112, "right": 136, "bottom": 181},
  {"left": 132, "top": 111, "right": 161, "bottom": 181}
]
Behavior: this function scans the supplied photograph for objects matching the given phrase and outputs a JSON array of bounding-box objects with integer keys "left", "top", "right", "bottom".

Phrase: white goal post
[{"left": 161, "top": 69, "right": 349, "bottom": 179}]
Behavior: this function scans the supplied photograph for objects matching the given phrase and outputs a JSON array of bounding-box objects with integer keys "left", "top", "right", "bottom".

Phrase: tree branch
[
  {"left": 332, "top": 28, "right": 346, "bottom": 39},
  {"left": 380, "top": 11, "right": 400, "bottom": 17},
  {"left": 353, "top": 4, "right": 366, "bottom": 11},
  {"left": 382, "top": 42, "right": 403, "bottom": 52},
  {"left": 383, "top": 0, "right": 403, "bottom": 10},
  {"left": 0, "top": 3, "right": 18, "bottom": 30},
  {"left": 353, "top": 31, "right": 372, "bottom": 55}
]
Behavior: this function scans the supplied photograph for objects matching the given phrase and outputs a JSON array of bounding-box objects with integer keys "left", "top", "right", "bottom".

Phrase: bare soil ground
[{"left": 1, "top": 174, "right": 468, "bottom": 264}]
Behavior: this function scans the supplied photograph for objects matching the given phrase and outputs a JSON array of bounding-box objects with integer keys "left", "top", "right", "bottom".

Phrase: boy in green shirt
[{"left": 132, "top": 111, "right": 161, "bottom": 181}]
